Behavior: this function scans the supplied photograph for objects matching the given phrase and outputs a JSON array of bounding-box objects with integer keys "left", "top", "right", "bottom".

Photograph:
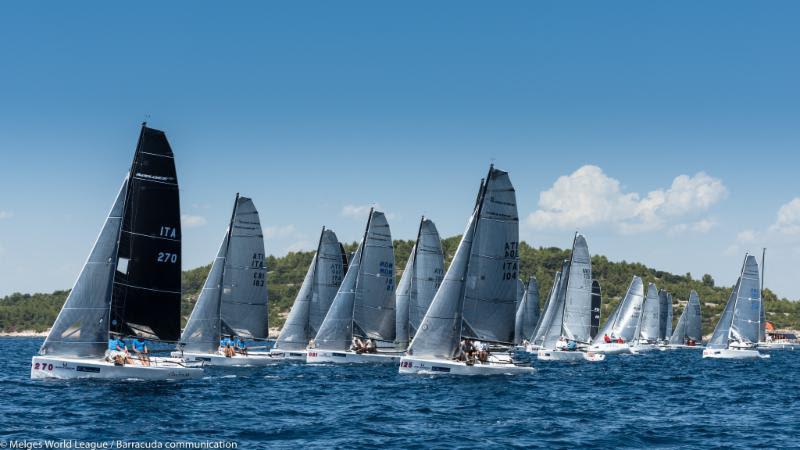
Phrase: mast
[
  {"left": 350, "top": 208, "right": 374, "bottom": 337},
  {"left": 217, "top": 193, "right": 240, "bottom": 338}
]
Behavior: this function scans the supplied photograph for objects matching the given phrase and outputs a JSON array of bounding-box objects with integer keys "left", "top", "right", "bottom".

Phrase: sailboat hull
[
  {"left": 399, "top": 355, "right": 534, "bottom": 376},
  {"left": 588, "top": 343, "right": 632, "bottom": 354},
  {"left": 171, "top": 351, "right": 278, "bottom": 367},
  {"left": 267, "top": 349, "right": 308, "bottom": 361},
  {"left": 758, "top": 342, "right": 800, "bottom": 351},
  {"left": 702, "top": 348, "right": 769, "bottom": 359},
  {"left": 537, "top": 349, "right": 605, "bottom": 362},
  {"left": 30, "top": 356, "right": 202, "bottom": 380},
  {"left": 306, "top": 350, "right": 401, "bottom": 364}
]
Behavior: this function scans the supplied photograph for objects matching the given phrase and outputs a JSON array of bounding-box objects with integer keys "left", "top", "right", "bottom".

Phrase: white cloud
[
  {"left": 181, "top": 214, "right": 207, "bottom": 228},
  {"left": 527, "top": 165, "right": 727, "bottom": 234},
  {"left": 263, "top": 224, "right": 298, "bottom": 239},
  {"left": 769, "top": 198, "right": 800, "bottom": 235},
  {"left": 340, "top": 203, "right": 395, "bottom": 220},
  {"left": 0, "top": 211, "right": 12, "bottom": 220},
  {"left": 285, "top": 240, "right": 315, "bottom": 253},
  {"left": 669, "top": 218, "right": 717, "bottom": 235}
]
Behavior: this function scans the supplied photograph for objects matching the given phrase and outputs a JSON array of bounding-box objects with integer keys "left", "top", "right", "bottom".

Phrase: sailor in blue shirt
[
  {"left": 130, "top": 338, "right": 150, "bottom": 366},
  {"left": 566, "top": 340, "right": 578, "bottom": 351},
  {"left": 234, "top": 336, "right": 248, "bottom": 356},
  {"left": 106, "top": 336, "right": 131, "bottom": 365}
]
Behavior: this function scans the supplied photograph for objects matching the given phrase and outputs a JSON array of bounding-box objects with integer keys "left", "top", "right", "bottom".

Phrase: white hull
[
  {"left": 267, "top": 349, "right": 308, "bottom": 361},
  {"left": 399, "top": 355, "right": 534, "bottom": 376},
  {"left": 537, "top": 349, "right": 605, "bottom": 362},
  {"left": 702, "top": 348, "right": 770, "bottom": 359},
  {"left": 31, "top": 355, "right": 203, "bottom": 380},
  {"left": 630, "top": 343, "right": 657, "bottom": 354},
  {"left": 588, "top": 342, "right": 632, "bottom": 355},
  {"left": 306, "top": 349, "right": 402, "bottom": 364},
  {"left": 172, "top": 351, "right": 278, "bottom": 367},
  {"left": 523, "top": 343, "right": 542, "bottom": 353},
  {"left": 666, "top": 344, "right": 704, "bottom": 350}
]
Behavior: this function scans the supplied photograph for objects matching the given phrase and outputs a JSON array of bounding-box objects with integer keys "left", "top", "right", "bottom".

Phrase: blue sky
[{"left": 1, "top": 1, "right": 799, "bottom": 300}]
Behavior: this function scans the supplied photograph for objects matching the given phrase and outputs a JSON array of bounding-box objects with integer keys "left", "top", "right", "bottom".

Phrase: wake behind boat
[
  {"left": 32, "top": 125, "right": 202, "bottom": 380},
  {"left": 306, "top": 209, "right": 402, "bottom": 364},
  {"left": 173, "top": 194, "right": 273, "bottom": 367},
  {"left": 400, "top": 166, "right": 533, "bottom": 375},
  {"left": 703, "top": 254, "right": 769, "bottom": 360}
]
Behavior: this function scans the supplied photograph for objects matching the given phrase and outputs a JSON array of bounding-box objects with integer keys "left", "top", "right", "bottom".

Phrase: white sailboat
[
  {"left": 703, "top": 254, "right": 769, "bottom": 359},
  {"left": 172, "top": 194, "right": 273, "bottom": 366},
  {"left": 395, "top": 217, "right": 445, "bottom": 351},
  {"left": 270, "top": 228, "right": 348, "bottom": 361},
  {"left": 306, "top": 209, "right": 401, "bottom": 364},
  {"left": 589, "top": 276, "right": 645, "bottom": 354},
  {"left": 536, "top": 234, "right": 605, "bottom": 362},
  {"left": 399, "top": 166, "right": 533, "bottom": 375},
  {"left": 667, "top": 290, "right": 703, "bottom": 349},
  {"left": 756, "top": 249, "right": 799, "bottom": 351},
  {"left": 630, "top": 283, "right": 660, "bottom": 353},
  {"left": 32, "top": 125, "right": 202, "bottom": 380},
  {"left": 656, "top": 290, "right": 674, "bottom": 350}
]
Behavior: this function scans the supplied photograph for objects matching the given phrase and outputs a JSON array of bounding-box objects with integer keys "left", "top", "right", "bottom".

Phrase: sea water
[{"left": 1, "top": 338, "right": 798, "bottom": 448}]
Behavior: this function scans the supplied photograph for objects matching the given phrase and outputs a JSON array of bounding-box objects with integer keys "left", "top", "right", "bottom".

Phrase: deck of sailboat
[
  {"left": 306, "top": 349, "right": 402, "bottom": 364},
  {"left": 399, "top": 355, "right": 534, "bottom": 375},
  {"left": 171, "top": 350, "right": 278, "bottom": 367}
]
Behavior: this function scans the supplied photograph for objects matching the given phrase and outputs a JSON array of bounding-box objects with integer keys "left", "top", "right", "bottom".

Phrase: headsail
[
  {"left": 461, "top": 167, "right": 519, "bottom": 344},
  {"left": 219, "top": 197, "right": 268, "bottom": 340},
  {"left": 730, "top": 255, "right": 761, "bottom": 344},
  {"left": 685, "top": 290, "right": 702, "bottom": 342},
  {"left": 658, "top": 289, "right": 670, "bottom": 340},
  {"left": 530, "top": 271, "right": 561, "bottom": 347},
  {"left": 708, "top": 279, "right": 740, "bottom": 349},
  {"left": 110, "top": 125, "right": 182, "bottom": 341},
  {"left": 541, "top": 260, "right": 570, "bottom": 349},
  {"left": 40, "top": 179, "right": 128, "bottom": 357},
  {"left": 275, "top": 228, "right": 346, "bottom": 350},
  {"left": 665, "top": 293, "right": 673, "bottom": 340},
  {"left": 514, "top": 277, "right": 540, "bottom": 345}
]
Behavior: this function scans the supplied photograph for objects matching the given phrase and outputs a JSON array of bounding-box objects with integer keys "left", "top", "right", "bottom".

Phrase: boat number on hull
[{"left": 32, "top": 362, "right": 54, "bottom": 371}]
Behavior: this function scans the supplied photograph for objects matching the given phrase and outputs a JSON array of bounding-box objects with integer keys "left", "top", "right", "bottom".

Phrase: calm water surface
[{"left": 1, "top": 338, "right": 798, "bottom": 448}]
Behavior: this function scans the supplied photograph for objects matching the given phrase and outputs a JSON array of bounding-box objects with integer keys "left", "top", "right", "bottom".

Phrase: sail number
[
  {"left": 159, "top": 226, "right": 177, "bottom": 238},
  {"left": 157, "top": 252, "right": 178, "bottom": 263},
  {"left": 380, "top": 261, "right": 394, "bottom": 291},
  {"left": 33, "top": 362, "right": 54, "bottom": 371},
  {"left": 503, "top": 241, "right": 518, "bottom": 280},
  {"left": 252, "top": 253, "right": 266, "bottom": 286},
  {"left": 330, "top": 263, "right": 344, "bottom": 284}
]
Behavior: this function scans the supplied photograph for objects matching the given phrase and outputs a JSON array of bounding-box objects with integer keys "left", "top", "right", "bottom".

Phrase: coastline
[{"left": 0, "top": 330, "right": 48, "bottom": 337}]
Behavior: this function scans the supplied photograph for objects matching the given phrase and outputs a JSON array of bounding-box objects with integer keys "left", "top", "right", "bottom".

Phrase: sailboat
[
  {"left": 513, "top": 277, "right": 540, "bottom": 347},
  {"left": 270, "top": 228, "right": 349, "bottom": 361},
  {"left": 32, "top": 125, "right": 203, "bottom": 380},
  {"left": 399, "top": 166, "right": 533, "bottom": 375},
  {"left": 524, "top": 271, "right": 562, "bottom": 352},
  {"left": 395, "top": 217, "right": 445, "bottom": 351},
  {"left": 306, "top": 209, "right": 400, "bottom": 364},
  {"left": 589, "top": 276, "right": 645, "bottom": 354},
  {"left": 703, "top": 254, "right": 769, "bottom": 359},
  {"left": 173, "top": 194, "right": 272, "bottom": 366},
  {"left": 668, "top": 290, "right": 703, "bottom": 349},
  {"left": 630, "top": 283, "right": 660, "bottom": 353},
  {"left": 536, "top": 234, "right": 605, "bottom": 362},
  {"left": 755, "top": 249, "right": 799, "bottom": 351},
  {"left": 656, "top": 289, "right": 674, "bottom": 350}
]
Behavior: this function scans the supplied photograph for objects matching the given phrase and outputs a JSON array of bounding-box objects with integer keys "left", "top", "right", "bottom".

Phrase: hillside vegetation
[{"left": 3, "top": 237, "right": 799, "bottom": 336}]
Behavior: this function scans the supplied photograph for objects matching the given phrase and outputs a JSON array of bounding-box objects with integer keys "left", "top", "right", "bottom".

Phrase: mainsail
[
  {"left": 593, "top": 276, "right": 645, "bottom": 343},
  {"left": 639, "top": 283, "right": 661, "bottom": 341},
  {"left": 396, "top": 218, "right": 445, "bottom": 349},
  {"left": 665, "top": 293, "right": 674, "bottom": 340},
  {"left": 514, "top": 277, "right": 540, "bottom": 345},
  {"left": 408, "top": 165, "right": 518, "bottom": 358},
  {"left": 219, "top": 197, "right": 268, "bottom": 339},
  {"left": 40, "top": 179, "right": 128, "bottom": 357},
  {"left": 313, "top": 209, "right": 395, "bottom": 350},
  {"left": 461, "top": 167, "right": 519, "bottom": 344},
  {"left": 730, "top": 255, "right": 762, "bottom": 344},
  {"left": 110, "top": 125, "right": 182, "bottom": 341},
  {"left": 275, "top": 228, "right": 347, "bottom": 350},
  {"left": 590, "top": 280, "right": 602, "bottom": 339},
  {"left": 561, "top": 234, "right": 593, "bottom": 344}
]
